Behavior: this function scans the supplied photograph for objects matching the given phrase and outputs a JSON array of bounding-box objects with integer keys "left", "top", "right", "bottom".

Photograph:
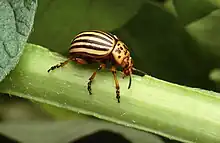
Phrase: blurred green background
[{"left": 1, "top": 0, "right": 220, "bottom": 142}]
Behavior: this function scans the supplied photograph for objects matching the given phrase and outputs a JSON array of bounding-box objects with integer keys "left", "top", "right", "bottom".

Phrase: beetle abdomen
[{"left": 69, "top": 30, "right": 116, "bottom": 58}]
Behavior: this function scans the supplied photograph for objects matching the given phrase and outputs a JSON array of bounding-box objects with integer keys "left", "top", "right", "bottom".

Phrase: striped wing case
[{"left": 69, "top": 30, "right": 117, "bottom": 59}]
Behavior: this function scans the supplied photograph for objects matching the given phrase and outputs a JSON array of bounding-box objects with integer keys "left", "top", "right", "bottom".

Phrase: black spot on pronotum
[
  {"left": 118, "top": 56, "right": 121, "bottom": 59},
  {"left": 120, "top": 47, "right": 123, "bottom": 50},
  {"left": 115, "top": 48, "right": 121, "bottom": 54},
  {"left": 123, "top": 44, "right": 127, "bottom": 48},
  {"left": 124, "top": 50, "right": 128, "bottom": 55}
]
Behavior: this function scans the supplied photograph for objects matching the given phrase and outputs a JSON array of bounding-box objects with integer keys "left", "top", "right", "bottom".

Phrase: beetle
[{"left": 47, "top": 30, "right": 145, "bottom": 103}]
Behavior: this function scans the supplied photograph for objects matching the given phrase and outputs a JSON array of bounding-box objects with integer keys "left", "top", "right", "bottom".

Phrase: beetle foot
[
  {"left": 116, "top": 90, "right": 120, "bottom": 103},
  {"left": 87, "top": 80, "right": 92, "bottom": 95},
  {"left": 48, "top": 65, "right": 58, "bottom": 72}
]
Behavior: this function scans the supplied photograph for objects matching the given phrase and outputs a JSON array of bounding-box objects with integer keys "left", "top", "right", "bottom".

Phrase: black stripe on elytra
[
  {"left": 92, "top": 30, "right": 115, "bottom": 41},
  {"left": 73, "top": 33, "right": 113, "bottom": 44},
  {"left": 70, "top": 44, "right": 110, "bottom": 51},
  {"left": 70, "top": 51, "right": 109, "bottom": 58},
  {"left": 72, "top": 39, "right": 112, "bottom": 48}
]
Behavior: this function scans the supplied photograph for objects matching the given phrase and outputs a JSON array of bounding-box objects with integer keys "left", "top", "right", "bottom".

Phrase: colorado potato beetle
[{"left": 48, "top": 30, "right": 145, "bottom": 103}]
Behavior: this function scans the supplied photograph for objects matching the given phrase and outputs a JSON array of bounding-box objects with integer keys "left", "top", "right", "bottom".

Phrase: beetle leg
[
  {"left": 74, "top": 58, "right": 88, "bottom": 64},
  {"left": 87, "top": 64, "right": 106, "bottom": 95},
  {"left": 48, "top": 57, "right": 88, "bottom": 73},
  {"left": 111, "top": 66, "right": 120, "bottom": 103},
  {"left": 47, "top": 58, "right": 71, "bottom": 72}
]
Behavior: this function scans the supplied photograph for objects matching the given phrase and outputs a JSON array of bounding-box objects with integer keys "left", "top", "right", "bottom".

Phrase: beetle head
[
  {"left": 121, "top": 56, "right": 147, "bottom": 89},
  {"left": 122, "top": 57, "right": 133, "bottom": 75},
  {"left": 121, "top": 56, "right": 134, "bottom": 89}
]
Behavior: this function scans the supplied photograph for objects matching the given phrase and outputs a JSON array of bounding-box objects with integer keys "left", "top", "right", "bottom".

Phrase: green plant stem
[{"left": 1, "top": 43, "right": 220, "bottom": 143}]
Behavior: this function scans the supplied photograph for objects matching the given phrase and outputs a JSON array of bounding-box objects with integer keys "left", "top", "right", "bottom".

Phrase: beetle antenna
[
  {"left": 132, "top": 67, "right": 147, "bottom": 76},
  {"left": 128, "top": 74, "right": 132, "bottom": 89}
]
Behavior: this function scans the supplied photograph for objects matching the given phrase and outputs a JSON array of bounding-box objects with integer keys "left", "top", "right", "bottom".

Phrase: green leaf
[
  {"left": 173, "top": 0, "right": 220, "bottom": 60},
  {"left": 1, "top": 43, "right": 220, "bottom": 143},
  {"left": 173, "top": 0, "right": 218, "bottom": 25},
  {"left": 28, "top": 0, "right": 143, "bottom": 54},
  {"left": 0, "top": 0, "right": 37, "bottom": 82},
  {"left": 0, "top": 119, "right": 164, "bottom": 143},
  {"left": 186, "top": 9, "right": 220, "bottom": 58}
]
